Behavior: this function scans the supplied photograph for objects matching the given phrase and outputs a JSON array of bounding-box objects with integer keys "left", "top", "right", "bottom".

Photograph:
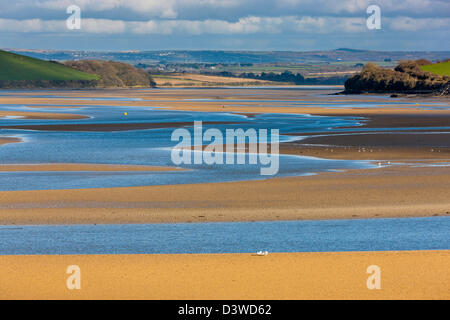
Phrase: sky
[{"left": 0, "top": 0, "right": 449, "bottom": 51}]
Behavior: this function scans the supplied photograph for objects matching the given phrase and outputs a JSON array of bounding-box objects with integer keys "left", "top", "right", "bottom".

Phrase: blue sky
[{"left": 0, "top": 0, "right": 449, "bottom": 51}]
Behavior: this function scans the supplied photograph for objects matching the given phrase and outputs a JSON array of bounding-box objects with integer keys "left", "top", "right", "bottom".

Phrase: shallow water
[
  {"left": 0, "top": 88, "right": 449, "bottom": 191},
  {"left": 1, "top": 89, "right": 449, "bottom": 256},
  {"left": 0, "top": 217, "right": 448, "bottom": 255},
  {"left": 0, "top": 94, "right": 377, "bottom": 191}
]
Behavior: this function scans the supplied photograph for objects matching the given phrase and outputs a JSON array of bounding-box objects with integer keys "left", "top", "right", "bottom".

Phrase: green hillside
[
  {"left": 345, "top": 60, "right": 449, "bottom": 94},
  {"left": 0, "top": 50, "right": 99, "bottom": 81},
  {"left": 421, "top": 61, "right": 450, "bottom": 76}
]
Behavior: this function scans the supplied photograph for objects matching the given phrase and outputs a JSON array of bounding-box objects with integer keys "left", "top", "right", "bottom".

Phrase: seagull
[{"left": 256, "top": 251, "right": 269, "bottom": 256}]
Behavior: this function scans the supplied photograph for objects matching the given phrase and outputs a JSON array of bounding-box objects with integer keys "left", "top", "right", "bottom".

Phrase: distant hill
[
  {"left": 0, "top": 50, "right": 155, "bottom": 88},
  {"left": 65, "top": 60, "right": 155, "bottom": 88},
  {"left": 0, "top": 49, "right": 99, "bottom": 88},
  {"left": 10, "top": 49, "right": 450, "bottom": 65},
  {"left": 344, "top": 60, "right": 450, "bottom": 95},
  {"left": 0, "top": 50, "right": 98, "bottom": 81}
]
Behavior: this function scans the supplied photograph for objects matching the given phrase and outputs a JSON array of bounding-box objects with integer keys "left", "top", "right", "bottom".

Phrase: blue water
[
  {"left": 1, "top": 89, "right": 449, "bottom": 256},
  {"left": 0, "top": 217, "right": 448, "bottom": 255},
  {"left": 0, "top": 100, "right": 377, "bottom": 191},
  {"left": 0, "top": 88, "right": 448, "bottom": 192},
  {"left": 0, "top": 88, "right": 448, "bottom": 191}
]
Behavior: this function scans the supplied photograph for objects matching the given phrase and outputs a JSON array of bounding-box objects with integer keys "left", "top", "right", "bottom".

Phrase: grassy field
[
  {"left": 421, "top": 61, "right": 450, "bottom": 76},
  {"left": 152, "top": 73, "right": 275, "bottom": 87},
  {"left": 0, "top": 50, "right": 98, "bottom": 81},
  {"left": 210, "top": 61, "right": 395, "bottom": 78}
]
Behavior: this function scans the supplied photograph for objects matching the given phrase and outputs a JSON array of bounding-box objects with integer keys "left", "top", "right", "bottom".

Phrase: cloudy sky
[{"left": 0, "top": 0, "right": 449, "bottom": 51}]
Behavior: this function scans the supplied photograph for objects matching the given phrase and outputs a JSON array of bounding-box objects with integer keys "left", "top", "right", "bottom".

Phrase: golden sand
[
  {"left": 1, "top": 166, "right": 450, "bottom": 225},
  {"left": 0, "top": 250, "right": 448, "bottom": 299},
  {"left": 0, "top": 88, "right": 448, "bottom": 117}
]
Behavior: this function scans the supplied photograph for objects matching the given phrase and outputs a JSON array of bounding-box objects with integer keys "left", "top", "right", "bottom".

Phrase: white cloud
[
  {"left": 36, "top": 0, "right": 178, "bottom": 18},
  {"left": 388, "top": 17, "right": 450, "bottom": 31},
  {"left": 2, "top": 0, "right": 448, "bottom": 20},
  {"left": 0, "top": 0, "right": 447, "bottom": 36},
  {"left": 292, "top": 16, "right": 365, "bottom": 33},
  {"left": 0, "top": 18, "right": 126, "bottom": 34},
  {"left": 0, "top": 18, "right": 63, "bottom": 32},
  {"left": 2, "top": 15, "right": 446, "bottom": 35},
  {"left": 82, "top": 18, "right": 127, "bottom": 33}
]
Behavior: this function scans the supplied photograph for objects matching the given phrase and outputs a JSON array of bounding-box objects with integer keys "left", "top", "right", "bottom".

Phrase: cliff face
[
  {"left": 64, "top": 60, "right": 156, "bottom": 88},
  {"left": 344, "top": 60, "right": 449, "bottom": 95}
]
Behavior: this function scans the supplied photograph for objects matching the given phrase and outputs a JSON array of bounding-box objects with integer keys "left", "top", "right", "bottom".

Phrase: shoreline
[
  {"left": 0, "top": 137, "right": 21, "bottom": 146},
  {"left": 281, "top": 112, "right": 450, "bottom": 160},
  {"left": 0, "top": 165, "right": 449, "bottom": 225},
  {"left": 1, "top": 213, "right": 449, "bottom": 227},
  {"left": 0, "top": 121, "right": 240, "bottom": 132}
]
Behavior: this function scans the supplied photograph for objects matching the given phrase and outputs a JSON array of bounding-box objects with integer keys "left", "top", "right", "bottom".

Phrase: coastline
[{"left": 0, "top": 89, "right": 449, "bottom": 225}]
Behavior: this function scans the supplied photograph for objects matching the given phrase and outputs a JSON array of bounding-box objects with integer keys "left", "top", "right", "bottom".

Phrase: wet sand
[
  {"left": 281, "top": 144, "right": 450, "bottom": 160},
  {"left": 340, "top": 113, "right": 450, "bottom": 129},
  {"left": 0, "top": 89, "right": 449, "bottom": 225},
  {"left": 186, "top": 130, "right": 450, "bottom": 161},
  {"left": 1, "top": 89, "right": 448, "bottom": 132},
  {"left": 0, "top": 137, "right": 21, "bottom": 146},
  {"left": 0, "top": 88, "right": 448, "bottom": 116},
  {"left": 0, "top": 250, "right": 448, "bottom": 299},
  {"left": 282, "top": 112, "right": 450, "bottom": 160},
  {"left": 0, "top": 110, "right": 88, "bottom": 120},
  {"left": 1, "top": 165, "right": 450, "bottom": 225},
  {"left": 282, "top": 132, "right": 450, "bottom": 160}
]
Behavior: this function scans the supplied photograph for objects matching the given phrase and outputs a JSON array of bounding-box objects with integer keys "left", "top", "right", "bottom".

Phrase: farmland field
[{"left": 421, "top": 61, "right": 450, "bottom": 76}]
